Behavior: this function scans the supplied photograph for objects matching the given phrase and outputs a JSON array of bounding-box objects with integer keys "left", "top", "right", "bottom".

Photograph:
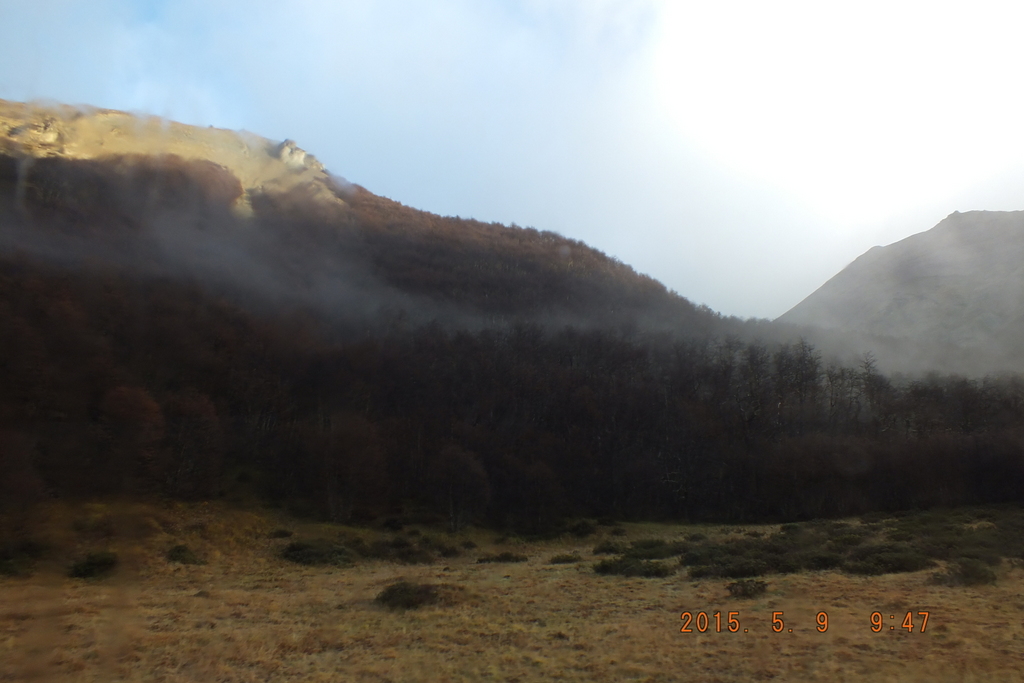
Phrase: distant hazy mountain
[{"left": 778, "top": 210, "right": 1024, "bottom": 374}]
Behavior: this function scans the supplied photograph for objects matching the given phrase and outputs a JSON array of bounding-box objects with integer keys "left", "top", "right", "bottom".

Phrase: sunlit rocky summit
[{"left": 0, "top": 98, "right": 343, "bottom": 217}]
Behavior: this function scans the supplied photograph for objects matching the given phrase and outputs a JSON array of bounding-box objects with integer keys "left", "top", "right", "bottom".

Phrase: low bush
[
  {"left": 592, "top": 541, "right": 625, "bottom": 555},
  {"left": 347, "top": 536, "right": 436, "bottom": 564},
  {"left": 719, "top": 559, "right": 770, "bottom": 578},
  {"left": 566, "top": 520, "right": 597, "bottom": 538},
  {"left": 549, "top": 553, "right": 582, "bottom": 564},
  {"left": 268, "top": 529, "right": 293, "bottom": 539},
  {"left": 280, "top": 540, "right": 354, "bottom": 566},
  {"left": 374, "top": 580, "right": 461, "bottom": 610},
  {"left": 69, "top": 551, "right": 118, "bottom": 578},
  {"left": 477, "top": 551, "right": 527, "bottom": 564},
  {"left": 593, "top": 557, "right": 675, "bottom": 578},
  {"left": 931, "top": 558, "right": 997, "bottom": 587},
  {"left": 828, "top": 533, "right": 867, "bottom": 549},
  {"left": 843, "top": 544, "right": 934, "bottom": 575},
  {"left": 727, "top": 579, "right": 768, "bottom": 598},
  {"left": 795, "top": 550, "right": 844, "bottom": 570},
  {"left": 166, "top": 544, "right": 203, "bottom": 565},
  {"left": 0, "top": 540, "right": 45, "bottom": 577},
  {"left": 624, "top": 539, "right": 686, "bottom": 560}
]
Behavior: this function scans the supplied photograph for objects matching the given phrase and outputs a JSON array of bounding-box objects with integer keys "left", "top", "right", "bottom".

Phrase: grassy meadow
[{"left": 3, "top": 501, "right": 1024, "bottom": 682}]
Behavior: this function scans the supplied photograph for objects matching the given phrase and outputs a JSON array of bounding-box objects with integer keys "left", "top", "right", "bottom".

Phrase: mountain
[
  {"left": 4, "top": 98, "right": 1024, "bottom": 530},
  {"left": 0, "top": 97, "right": 727, "bottom": 336},
  {"left": 778, "top": 210, "right": 1024, "bottom": 375}
]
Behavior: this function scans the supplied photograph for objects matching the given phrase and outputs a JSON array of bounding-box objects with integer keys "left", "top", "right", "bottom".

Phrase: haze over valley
[{"left": 5, "top": 3, "right": 1024, "bottom": 679}]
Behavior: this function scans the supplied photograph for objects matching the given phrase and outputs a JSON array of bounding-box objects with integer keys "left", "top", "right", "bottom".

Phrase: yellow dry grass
[{"left": 2, "top": 502, "right": 1023, "bottom": 682}]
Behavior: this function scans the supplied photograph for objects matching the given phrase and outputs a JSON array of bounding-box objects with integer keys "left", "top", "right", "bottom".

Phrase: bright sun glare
[{"left": 651, "top": 1, "right": 1024, "bottom": 228}]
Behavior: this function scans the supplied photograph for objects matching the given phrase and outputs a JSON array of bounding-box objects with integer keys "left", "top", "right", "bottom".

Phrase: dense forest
[{"left": 1, "top": 152, "right": 1023, "bottom": 532}]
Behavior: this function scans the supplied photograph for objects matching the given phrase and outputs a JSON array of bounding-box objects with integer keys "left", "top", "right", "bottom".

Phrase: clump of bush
[
  {"left": 461, "top": 540, "right": 478, "bottom": 550},
  {"left": 593, "top": 557, "right": 675, "bottom": 578},
  {"left": 843, "top": 544, "right": 934, "bottom": 575},
  {"left": 69, "top": 551, "right": 118, "bottom": 578},
  {"left": 346, "top": 536, "right": 436, "bottom": 564},
  {"left": 280, "top": 540, "right": 354, "bottom": 566},
  {"left": 828, "top": 533, "right": 867, "bottom": 549},
  {"left": 374, "top": 580, "right": 462, "bottom": 610},
  {"left": 624, "top": 539, "right": 686, "bottom": 560},
  {"left": 794, "top": 550, "right": 844, "bottom": 571},
  {"left": 0, "top": 540, "right": 45, "bottom": 577},
  {"left": 931, "top": 558, "right": 997, "bottom": 587},
  {"left": 166, "top": 544, "right": 203, "bottom": 565},
  {"left": 549, "top": 552, "right": 582, "bottom": 564},
  {"left": 592, "top": 540, "right": 625, "bottom": 555},
  {"left": 727, "top": 579, "right": 768, "bottom": 598},
  {"left": 610, "top": 527, "right": 628, "bottom": 537},
  {"left": 566, "top": 520, "right": 598, "bottom": 538},
  {"left": 477, "top": 551, "right": 528, "bottom": 563},
  {"left": 268, "top": 529, "right": 293, "bottom": 539}
]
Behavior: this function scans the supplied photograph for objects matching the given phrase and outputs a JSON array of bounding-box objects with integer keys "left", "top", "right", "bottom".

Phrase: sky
[{"left": 3, "top": 0, "right": 1024, "bottom": 319}]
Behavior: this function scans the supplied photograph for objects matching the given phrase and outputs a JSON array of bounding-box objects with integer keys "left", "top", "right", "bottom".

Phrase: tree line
[{"left": 2, "top": 253, "right": 1023, "bottom": 531}]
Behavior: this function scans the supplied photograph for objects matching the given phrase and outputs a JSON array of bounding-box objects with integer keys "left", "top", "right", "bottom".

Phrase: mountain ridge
[{"left": 778, "top": 209, "right": 1024, "bottom": 374}]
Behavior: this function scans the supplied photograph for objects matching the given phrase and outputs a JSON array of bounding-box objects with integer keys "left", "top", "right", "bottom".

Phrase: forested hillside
[{"left": 2, "top": 102, "right": 1023, "bottom": 531}]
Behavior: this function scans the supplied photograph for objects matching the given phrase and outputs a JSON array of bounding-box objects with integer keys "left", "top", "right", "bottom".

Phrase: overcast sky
[{"left": 3, "top": 0, "right": 1024, "bottom": 319}]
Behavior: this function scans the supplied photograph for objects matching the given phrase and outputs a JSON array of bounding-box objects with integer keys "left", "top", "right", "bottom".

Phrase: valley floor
[{"left": 2, "top": 502, "right": 1023, "bottom": 682}]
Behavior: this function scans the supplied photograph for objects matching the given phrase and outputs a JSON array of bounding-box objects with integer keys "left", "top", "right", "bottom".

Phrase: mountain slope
[
  {"left": 0, "top": 97, "right": 725, "bottom": 335},
  {"left": 778, "top": 210, "right": 1024, "bottom": 374}
]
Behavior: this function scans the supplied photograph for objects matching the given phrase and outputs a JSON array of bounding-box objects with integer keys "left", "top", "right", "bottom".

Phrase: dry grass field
[{"left": 3, "top": 501, "right": 1024, "bottom": 682}]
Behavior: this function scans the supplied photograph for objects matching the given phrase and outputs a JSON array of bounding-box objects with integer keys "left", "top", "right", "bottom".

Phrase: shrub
[
  {"left": 374, "top": 580, "right": 461, "bottom": 610},
  {"left": 166, "top": 544, "right": 202, "bottom": 565},
  {"left": 437, "top": 545, "right": 461, "bottom": 558},
  {"left": 828, "top": 533, "right": 866, "bottom": 549},
  {"left": 796, "top": 550, "right": 844, "bottom": 571},
  {"left": 931, "top": 559, "right": 997, "bottom": 587},
  {"left": 69, "top": 551, "right": 118, "bottom": 578},
  {"left": 0, "top": 540, "right": 45, "bottom": 577},
  {"left": 350, "top": 537, "right": 436, "bottom": 564},
  {"left": 280, "top": 540, "right": 353, "bottom": 566},
  {"left": 610, "top": 527, "right": 628, "bottom": 537},
  {"left": 843, "top": 544, "right": 934, "bottom": 576},
  {"left": 566, "top": 520, "right": 598, "bottom": 538},
  {"left": 727, "top": 579, "right": 768, "bottom": 598},
  {"left": 719, "top": 559, "right": 770, "bottom": 578},
  {"left": 477, "top": 552, "right": 527, "bottom": 564},
  {"left": 592, "top": 541, "right": 625, "bottom": 555},
  {"left": 460, "top": 540, "right": 478, "bottom": 550},
  {"left": 687, "top": 565, "right": 715, "bottom": 579},
  {"left": 268, "top": 529, "right": 293, "bottom": 539},
  {"left": 593, "top": 557, "right": 675, "bottom": 578},
  {"left": 549, "top": 553, "right": 582, "bottom": 564},
  {"left": 686, "top": 532, "right": 707, "bottom": 542},
  {"left": 624, "top": 539, "right": 686, "bottom": 560}
]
